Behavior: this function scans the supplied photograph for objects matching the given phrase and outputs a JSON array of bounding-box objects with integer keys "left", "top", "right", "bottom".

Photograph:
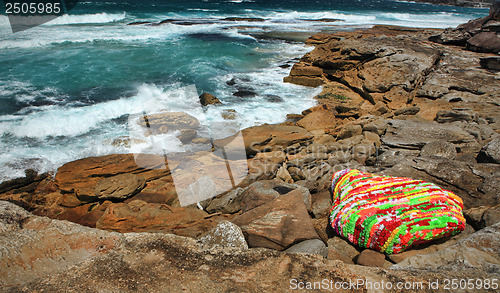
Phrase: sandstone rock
[
  {"left": 327, "top": 237, "right": 359, "bottom": 264},
  {"left": 363, "top": 119, "right": 388, "bottom": 135},
  {"left": 199, "top": 221, "right": 248, "bottom": 250},
  {"left": 394, "top": 106, "right": 420, "bottom": 116},
  {"left": 363, "top": 131, "right": 382, "bottom": 148},
  {"left": 466, "top": 32, "right": 500, "bottom": 54},
  {"left": 296, "top": 110, "right": 338, "bottom": 132},
  {"left": 336, "top": 124, "right": 362, "bottom": 140},
  {"left": 419, "top": 140, "right": 457, "bottom": 159},
  {"left": 288, "top": 166, "right": 306, "bottom": 181},
  {"left": 276, "top": 163, "right": 293, "bottom": 183},
  {"left": 477, "top": 136, "right": 500, "bottom": 163},
  {"left": 55, "top": 154, "right": 170, "bottom": 201},
  {"left": 429, "top": 28, "right": 471, "bottom": 46},
  {"left": 285, "top": 239, "right": 327, "bottom": 258},
  {"left": 177, "top": 129, "right": 197, "bottom": 143},
  {"left": 94, "top": 174, "right": 146, "bottom": 200},
  {"left": 0, "top": 169, "right": 47, "bottom": 195},
  {"left": 393, "top": 222, "right": 500, "bottom": 272},
  {"left": 239, "top": 180, "right": 312, "bottom": 213},
  {"left": 214, "top": 124, "right": 312, "bottom": 156},
  {"left": 232, "top": 191, "right": 319, "bottom": 250},
  {"left": 311, "top": 190, "right": 332, "bottom": 218},
  {"left": 370, "top": 101, "right": 389, "bottom": 116},
  {"left": 221, "top": 109, "right": 237, "bottom": 120},
  {"left": 356, "top": 249, "right": 386, "bottom": 267},
  {"left": 138, "top": 111, "right": 200, "bottom": 133},
  {"left": 96, "top": 200, "right": 222, "bottom": 238},
  {"left": 199, "top": 93, "right": 222, "bottom": 106},
  {"left": 464, "top": 205, "right": 500, "bottom": 230},
  {"left": 192, "top": 137, "right": 211, "bottom": 144},
  {"left": 480, "top": 56, "right": 500, "bottom": 70},
  {"left": 52, "top": 201, "right": 112, "bottom": 228},
  {"left": 205, "top": 187, "right": 245, "bottom": 214},
  {"left": 110, "top": 136, "right": 146, "bottom": 148},
  {"left": 381, "top": 119, "right": 476, "bottom": 150}
]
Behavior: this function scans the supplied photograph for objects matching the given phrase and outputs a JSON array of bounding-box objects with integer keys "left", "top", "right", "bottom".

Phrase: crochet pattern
[{"left": 329, "top": 169, "right": 466, "bottom": 254}]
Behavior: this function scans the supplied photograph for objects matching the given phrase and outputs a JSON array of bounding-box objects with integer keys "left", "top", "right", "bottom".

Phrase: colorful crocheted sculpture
[{"left": 329, "top": 169, "right": 465, "bottom": 254}]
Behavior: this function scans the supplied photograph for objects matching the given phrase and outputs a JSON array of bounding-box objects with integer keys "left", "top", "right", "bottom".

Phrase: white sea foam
[{"left": 46, "top": 12, "right": 127, "bottom": 25}]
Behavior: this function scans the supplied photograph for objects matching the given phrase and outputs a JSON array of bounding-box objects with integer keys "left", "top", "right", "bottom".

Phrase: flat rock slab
[{"left": 381, "top": 119, "right": 476, "bottom": 150}]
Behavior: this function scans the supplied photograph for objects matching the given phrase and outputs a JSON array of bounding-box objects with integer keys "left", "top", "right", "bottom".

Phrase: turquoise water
[{"left": 0, "top": 0, "right": 488, "bottom": 180}]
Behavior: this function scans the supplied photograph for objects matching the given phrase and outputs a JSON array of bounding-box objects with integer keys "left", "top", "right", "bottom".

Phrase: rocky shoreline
[{"left": 1, "top": 6, "right": 500, "bottom": 292}]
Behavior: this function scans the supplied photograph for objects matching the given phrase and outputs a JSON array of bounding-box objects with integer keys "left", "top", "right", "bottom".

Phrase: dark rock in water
[
  {"left": 233, "top": 90, "right": 257, "bottom": 97},
  {"left": 157, "top": 19, "right": 216, "bottom": 26},
  {"left": 264, "top": 95, "right": 283, "bottom": 103},
  {"left": 466, "top": 32, "right": 500, "bottom": 53},
  {"left": 226, "top": 78, "right": 237, "bottom": 86},
  {"left": 480, "top": 56, "right": 500, "bottom": 70},
  {"left": 278, "top": 64, "right": 291, "bottom": 68},
  {"left": 222, "top": 17, "right": 265, "bottom": 22},
  {"left": 199, "top": 93, "right": 222, "bottom": 106},
  {"left": 188, "top": 33, "right": 254, "bottom": 43},
  {"left": 127, "top": 21, "right": 152, "bottom": 26},
  {"left": 302, "top": 18, "right": 342, "bottom": 22}
]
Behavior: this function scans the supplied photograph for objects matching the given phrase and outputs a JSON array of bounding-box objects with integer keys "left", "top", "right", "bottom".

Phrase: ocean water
[{"left": 0, "top": 0, "right": 488, "bottom": 181}]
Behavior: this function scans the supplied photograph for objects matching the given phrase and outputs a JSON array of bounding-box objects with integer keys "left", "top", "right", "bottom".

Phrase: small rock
[
  {"left": 192, "top": 137, "right": 211, "bottom": 144},
  {"left": 138, "top": 111, "right": 200, "bottom": 133},
  {"left": 285, "top": 239, "right": 327, "bottom": 258},
  {"left": 94, "top": 174, "right": 146, "bottom": 201},
  {"left": 311, "top": 190, "right": 332, "bottom": 217},
  {"left": 464, "top": 205, "right": 500, "bottom": 230},
  {"left": 233, "top": 90, "right": 257, "bottom": 97},
  {"left": 466, "top": 32, "right": 500, "bottom": 54},
  {"left": 356, "top": 249, "right": 386, "bottom": 267},
  {"left": 419, "top": 141, "right": 457, "bottom": 159},
  {"left": 199, "top": 93, "right": 222, "bottom": 106},
  {"left": 199, "top": 221, "right": 248, "bottom": 250},
  {"left": 276, "top": 163, "right": 293, "bottom": 183}
]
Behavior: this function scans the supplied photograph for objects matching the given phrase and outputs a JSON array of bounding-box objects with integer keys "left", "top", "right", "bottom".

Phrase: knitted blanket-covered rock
[{"left": 329, "top": 169, "right": 466, "bottom": 254}]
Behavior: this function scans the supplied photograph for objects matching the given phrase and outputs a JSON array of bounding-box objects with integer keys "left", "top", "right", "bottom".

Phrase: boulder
[
  {"left": 394, "top": 106, "right": 420, "bottom": 116},
  {"left": 285, "top": 239, "right": 327, "bottom": 258},
  {"left": 221, "top": 109, "right": 237, "bottom": 120},
  {"left": 94, "top": 174, "right": 146, "bottom": 200},
  {"left": 428, "top": 28, "right": 471, "bottom": 46},
  {"left": 311, "top": 190, "right": 332, "bottom": 217},
  {"left": 466, "top": 32, "right": 500, "bottom": 54},
  {"left": 199, "top": 93, "right": 222, "bottom": 106},
  {"left": 199, "top": 221, "right": 248, "bottom": 250},
  {"left": 336, "top": 124, "right": 362, "bottom": 140},
  {"left": 232, "top": 190, "right": 319, "bottom": 250},
  {"left": 464, "top": 205, "right": 500, "bottom": 230},
  {"left": 96, "top": 200, "right": 223, "bottom": 238},
  {"left": 356, "top": 249, "right": 386, "bottom": 267}
]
